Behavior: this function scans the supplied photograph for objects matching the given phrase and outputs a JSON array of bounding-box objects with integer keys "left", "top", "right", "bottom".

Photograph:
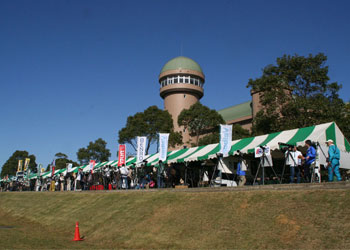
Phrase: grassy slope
[{"left": 0, "top": 189, "right": 350, "bottom": 249}]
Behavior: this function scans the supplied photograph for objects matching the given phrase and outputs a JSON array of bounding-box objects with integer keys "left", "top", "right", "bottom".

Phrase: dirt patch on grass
[{"left": 276, "top": 214, "right": 301, "bottom": 244}]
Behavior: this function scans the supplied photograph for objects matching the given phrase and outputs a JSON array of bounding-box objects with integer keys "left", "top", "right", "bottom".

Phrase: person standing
[
  {"left": 35, "top": 177, "right": 41, "bottom": 191},
  {"left": 87, "top": 172, "right": 93, "bottom": 190},
  {"left": 75, "top": 168, "right": 83, "bottom": 191},
  {"left": 59, "top": 174, "right": 65, "bottom": 191},
  {"left": 120, "top": 165, "right": 128, "bottom": 189},
  {"left": 236, "top": 161, "right": 246, "bottom": 186},
  {"left": 286, "top": 146, "right": 302, "bottom": 183},
  {"left": 304, "top": 140, "right": 316, "bottom": 182},
  {"left": 157, "top": 161, "right": 165, "bottom": 189},
  {"left": 66, "top": 172, "right": 71, "bottom": 191},
  {"left": 50, "top": 177, "right": 56, "bottom": 192},
  {"left": 326, "top": 139, "right": 342, "bottom": 182}
]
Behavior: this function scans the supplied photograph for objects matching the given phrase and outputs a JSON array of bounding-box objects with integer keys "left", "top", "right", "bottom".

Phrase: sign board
[{"left": 254, "top": 146, "right": 271, "bottom": 158}]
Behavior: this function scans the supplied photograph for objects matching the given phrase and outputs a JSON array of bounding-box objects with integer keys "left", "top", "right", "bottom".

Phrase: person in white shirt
[
  {"left": 285, "top": 146, "right": 302, "bottom": 183},
  {"left": 59, "top": 174, "right": 65, "bottom": 191},
  {"left": 75, "top": 168, "right": 83, "bottom": 191},
  {"left": 120, "top": 165, "right": 129, "bottom": 189}
]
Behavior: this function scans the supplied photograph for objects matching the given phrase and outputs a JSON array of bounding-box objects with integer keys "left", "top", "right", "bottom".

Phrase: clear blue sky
[{"left": 1, "top": 0, "right": 349, "bottom": 169}]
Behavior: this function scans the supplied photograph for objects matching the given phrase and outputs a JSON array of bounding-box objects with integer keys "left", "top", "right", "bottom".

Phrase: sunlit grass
[{"left": 0, "top": 189, "right": 349, "bottom": 249}]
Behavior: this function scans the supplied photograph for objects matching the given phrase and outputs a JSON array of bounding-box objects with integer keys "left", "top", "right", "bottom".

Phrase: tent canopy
[{"left": 33, "top": 122, "right": 350, "bottom": 178}]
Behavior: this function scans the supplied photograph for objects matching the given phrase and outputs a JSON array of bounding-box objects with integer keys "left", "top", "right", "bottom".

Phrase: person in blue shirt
[
  {"left": 304, "top": 140, "right": 316, "bottom": 182},
  {"left": 326, "top": 139, "right": 342, "bottom": 182},
  {"left": 236, "top": 161, "right": 246, "bottom": 186}
]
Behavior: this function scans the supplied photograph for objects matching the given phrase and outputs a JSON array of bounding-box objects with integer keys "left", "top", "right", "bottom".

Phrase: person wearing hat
[{"left": 326, "top": 139, "right": 342, "bottom": 182}]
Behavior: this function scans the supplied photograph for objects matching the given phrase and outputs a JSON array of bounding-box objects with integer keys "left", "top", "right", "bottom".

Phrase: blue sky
[{"left": 1, "top": 0, "right": 349, "bottom": 169}]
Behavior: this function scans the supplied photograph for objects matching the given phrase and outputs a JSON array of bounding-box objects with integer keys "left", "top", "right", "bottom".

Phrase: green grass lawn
[{"left": 0, "top": 189, "right": 350, "bottom": 249}]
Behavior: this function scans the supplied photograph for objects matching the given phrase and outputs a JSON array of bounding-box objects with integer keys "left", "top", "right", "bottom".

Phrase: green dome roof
[{"left": 160, "top": 56, "right": 203, "bottom": 74}]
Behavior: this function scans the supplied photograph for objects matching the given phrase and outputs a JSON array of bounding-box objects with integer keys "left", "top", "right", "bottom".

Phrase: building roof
[
  {"left": 160, "top": 56, "right": 203, "bottom": 74},
  {"left": 218, "top": 101, "right": 252, "bottom": 122}
]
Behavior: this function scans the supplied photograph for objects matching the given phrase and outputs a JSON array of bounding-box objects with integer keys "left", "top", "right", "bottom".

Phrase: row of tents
[{"left": 1, "top": 121, "right": 350, "bottom": 182}]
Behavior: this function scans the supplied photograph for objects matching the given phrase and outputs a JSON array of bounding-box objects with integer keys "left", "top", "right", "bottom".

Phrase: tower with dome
[
  {"left": 159, "top": 56, "right": 205, "bottom": 147},
  {"left": 158, "top": 56, "right": 262, "bottom": 148}
]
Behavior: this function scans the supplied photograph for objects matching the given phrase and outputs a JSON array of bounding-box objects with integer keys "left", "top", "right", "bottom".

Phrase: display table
[{"left": 89, "top": 185, "right": 104, "bottom": 190}]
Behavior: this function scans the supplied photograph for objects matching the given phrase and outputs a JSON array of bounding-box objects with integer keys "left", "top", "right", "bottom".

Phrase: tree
[
  {"left": 247, "top": 53, "right": 348, "bottom": 137},
  {"left": 52, "top": 152, "right": 78, "bottom": 170},
  {"left": 178, "top": 102, "right": 226, "bottom": 146},
  {"left": 1, "top": 150, "right": 37, "bottom": 177},
  {"left": 77, "top": 138, "right": 111, "bottom": 165},
  {"left": 55, "top": 152, "right": 68, "bottom": 159},
  {"left": 118, "top": 105, "right": 183, "bottom": 154}
]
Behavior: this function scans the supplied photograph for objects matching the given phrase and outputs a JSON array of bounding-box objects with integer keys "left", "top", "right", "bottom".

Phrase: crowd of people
[
  {"left": 0, "top": 139, "right": 347, "bottom": 192},
  {"left": 0, "top": 163, "right": 181, "bottom": 192},
  {"left": 282, "top": 139, "right": 343, "bottom": 184}
]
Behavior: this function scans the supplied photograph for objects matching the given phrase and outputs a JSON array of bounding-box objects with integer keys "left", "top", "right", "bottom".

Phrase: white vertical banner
[
  {"left": 159, "top": 133, "right": 170, "bottom": 162},
  {"left": 137, "top": 136, "right": 147, "bottom": 163},
  {"left": 67, "top": 163, "right": 73, "bottom": 173},
  {"left": 219, "top": 124, "right": 232, "bottom": 157},
  {"left": 37, "top": 164, "right": 42, "bottom": 176}
]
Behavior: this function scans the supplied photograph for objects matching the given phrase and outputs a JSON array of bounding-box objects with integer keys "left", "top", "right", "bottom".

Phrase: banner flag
[
  {"left": 118, "top": 144, "right": 126, "bottom": 166},
  {"left": 219, "top": 125, "right": 232, "bottom": 156},
  {"left": 23, "top": 158, "right": 30, "bottom": 172},
  {"left": 137, "top": 136, "right": 147, "bottom": 163},
  {"left": 37, "top": 164, "right": 42, "bottom": 176},
  {"left": 17, "top": 160, "right": 23, "bottom": 172},
  {"left": 89, "top": 160, "right": 96, "bottom": 173},
  {"left": 159, "top": 133, "right": 170, "bottom": 162},
  {"left": 67, "top": 163, "right": 73, "bottom": 172},
  {"left": 51, "top": 159, "right": 56, "bottom": 177}
]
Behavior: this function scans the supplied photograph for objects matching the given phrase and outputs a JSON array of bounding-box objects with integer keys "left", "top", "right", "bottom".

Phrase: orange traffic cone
[{"left": 73, "top": 221, "right": 84, "bottom": 241}]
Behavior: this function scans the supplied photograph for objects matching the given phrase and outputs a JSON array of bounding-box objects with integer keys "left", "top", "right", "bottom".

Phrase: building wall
[
  {"left": 160, "top": 83, "right": 204, "bottom": 148},
  {"left": 251, "top": 90, "right": 263, "bottom": 119},
  {"left": 164, "top": 92, "right": 199, "bottom": 147},
  {"left": 226, "top": 115, "right": 253, "bottom": 130}
]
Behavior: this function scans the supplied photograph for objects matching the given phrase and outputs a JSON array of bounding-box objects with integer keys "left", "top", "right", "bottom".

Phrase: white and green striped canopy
[
  {"left": 140, "top": 121, "right": 349, "bottom": 168},
  {"left": 115, "top": 121, "right": 349, "bottom": 167},
  {"left": 36, "top": 122, "right": 350, "bottom": 178}
]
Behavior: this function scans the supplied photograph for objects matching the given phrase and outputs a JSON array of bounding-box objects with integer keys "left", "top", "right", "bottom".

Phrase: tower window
[
  {"left": 184, "top": 94, "right": 186, "bottom": 98},
  {"left": 174, "top": 78, "right": 178, "bottom": 83}
]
